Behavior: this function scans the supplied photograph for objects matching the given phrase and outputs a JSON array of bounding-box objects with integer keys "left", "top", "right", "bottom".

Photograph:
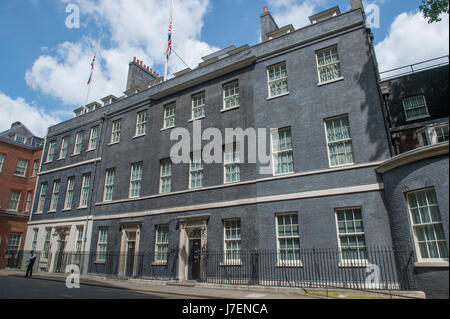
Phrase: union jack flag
[
  {"left": 166, "top": 22, "right": 172, "bottom": 60},
  {"left": 87, "top": 54, "right": 96, "bottom": 85}
]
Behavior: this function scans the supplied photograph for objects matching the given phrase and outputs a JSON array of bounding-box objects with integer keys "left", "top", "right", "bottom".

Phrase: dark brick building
[{"left": 0, "top": 122, "right": 43, "bottom": 268}]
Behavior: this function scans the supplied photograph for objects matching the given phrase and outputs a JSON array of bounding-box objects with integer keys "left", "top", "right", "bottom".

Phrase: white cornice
[{"left": 38, "top": 158, "right": 101, "bottom": 176}]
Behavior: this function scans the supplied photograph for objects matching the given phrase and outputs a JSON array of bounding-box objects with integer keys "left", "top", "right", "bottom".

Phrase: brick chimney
[
  {"left": 260, "top": 7, "right": 279, "bottom": 42},
  {"left": 350, "top": 0, "right": 364, "bottom": 10},
  {"left": 126, "top": 57, "right": 158, "bottom": 92}
]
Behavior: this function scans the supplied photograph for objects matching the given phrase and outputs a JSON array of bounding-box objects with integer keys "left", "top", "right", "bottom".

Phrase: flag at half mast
[{"left": 87, "top": 54, "right": 96, "bottom": 85}]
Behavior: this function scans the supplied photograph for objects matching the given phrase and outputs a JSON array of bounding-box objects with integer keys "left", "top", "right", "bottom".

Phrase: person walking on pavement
[{"left": 25, "top": 251, "right": 37, "bottom": 278}]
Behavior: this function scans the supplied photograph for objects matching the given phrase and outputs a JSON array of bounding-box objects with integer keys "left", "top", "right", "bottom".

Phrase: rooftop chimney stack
[
  {"left": 350, "top": 0, "right": 364, "bottom": 10},
  {"left": 126, "top": 57, "right": 157, "bottom": 92},
  {"left": 260, "top": 6, "right": 279, "bottom": 42}
]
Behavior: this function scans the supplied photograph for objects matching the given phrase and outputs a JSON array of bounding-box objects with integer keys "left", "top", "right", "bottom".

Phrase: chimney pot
[
  {"left": 133, "top": 57, "right": 136, "bottom": 62},
  {"left": 144, "top": 64, "right": 147, "bottom": 69},
  {"left": 264, "top": 6, "right": 268, "bottom": 13}
]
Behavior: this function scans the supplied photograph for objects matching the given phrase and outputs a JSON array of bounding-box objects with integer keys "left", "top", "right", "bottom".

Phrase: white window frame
[
  {"left": 46, "top": 142, "right": 56, "bottom": 163},
  {"left": 103, "top": 168, "right": 116, "bottom": 202},
  {"left": 79, "top": 174, "right": 91, "bottom": 208},
  {"left": 275, "top": 213, "right": 302, "bottom": 267},
  {"left": 224, "top": 143, "right": 241, "bottom": 184},
  {"left": 316, "top": 45, "right": 343, "bottom": 84},
  {"left": 223, "top": 219, "right": 242, "bottom": 265},
  {"left": 135, "top": 111, "right": 148, "bottom": 137},
  {"left": 32, "top": 160, "right": 39, "bottom": 177},
  {"left": 110, "top": 120, "right": 122, "bottom": 144},
  {"left": 335, "top": 207, "right": 369, "bottom": 267},
  {"left": 267, "top": 62, "right": 289, "bottom": 99},
  {"left": 223, "top": 81, "right": 240, "bottom": 111},
  {"left": 96, "top": 228, "right": 108, "bottom": 263},
  {"left": 271, "top": 127, "right": 295, "bottom": 176},
  {"left": 7, "top": 190, "right": 21, "bottom": 212},
  {"left": 154, "top": 225, "right": 169, "bottom": 265},
  {"left": 324, "top": 115, "right": 355, "bottom": 168},
  {"left": 129, "top": 163, "right": 143, "bottom": 198},
  {"left": 403, "top": 95, "right": 430, "bottom": 122},
  {"left": 49, "top": 180, "right": 61, "bottom": 212},
  {"left": 73, "top": 132, "right": 83, "bottom": 155},
  {"left": 163, "top": 103, "right": 176, "bottom": 129},
  {"left": 418, "top": 124, "right": 449, "bottom": 147},
  {"left": 25, "top": 190, "right": 33, "bottom": 212},
  {"left": 0, "top": 153, "right": 5, "bottom": 172},
  {"left": 42, "top": 228, "right": 52, "bottom": 261},
  {"left": 14, "top": 158, "right": 28, "bottom": 177},
  {"left": 406, "top": 188, "right": 449, "bottom": 262},
  {"left": 88, "top": 126, "right": 99, "bottom": 151},
  {"left": 31, "top": 229, "right": 39, "bottom": 251},
  {"left": 15, "top": 135, "right": 26, "bottom": 144},
  {"left": 63, "top": 177, "right": 75, "bottom": 210},
  {"left": 59, "top": 137, "right": 69, "bottom": 159},
  {"left": 189, "top": 152, "right": 204, "bottom": 189},
  {"left": 75, "top": 226, "right": 84, "bottom": 252},
  {"left": 37, "top": 183, "right": 48, "bottom": 213},
  {"left": 160, "top": 159, "right": 172, "bottom": 194},
  {"left": 191, "top": 92, "right": 206, "bottom": 120}
]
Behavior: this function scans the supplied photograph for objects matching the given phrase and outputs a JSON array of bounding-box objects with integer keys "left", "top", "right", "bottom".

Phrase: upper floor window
[
  {"left": 7, "top": 190, "right": 21, "bottom": 212},
  {"left": 316, "top": 46, "right": 343, "bottom": 84},
  {"left": 104, "top": 168, "right": 116, "bottom": 202},
  {"left": 129, "top": 163, "right": 143, "bottom": 198},
  {"left": 418, "top": 124, "right": 449, "bottom": 147},
  {"left": 267, "top": 62, "right": 289, "bottom": 98},
  {"left": 49, "top": 180, "right": 61, "bottom": 212},
  {"left": 135, "top": 111, "right": 148, "bottom": 137},
  {"left": 276, "top": 213, "right": 301, "bottom": 266},
  {"left": 223, "top": 81, "right": 240, "bottom": 110},
  {"left": 224, "top": 143, "right": 240, "bottom": 184},
  {"left": 336, "top": 208, "right": 367, "bottom": 263},
  {"left": 160, "top": 159, "right": 172, "bottom": 194},
  {"left": 79, "top": 174, "right": 91, "bottom": 208},
  {"left": 271, "top": 127, "right": 294, "bottom": 176},
  {"left": 325, "top": 115, "right": 354, "bottom": 167},
  {"left": 64, "top": 177, "right": 75, "bottom": 210},
  {"left": 189, "top": 152, "right": 204, "bottom": 189},
  {"left": 15, "top": 159, "right": 28, "bottom": 177},
  {"left": 110, "top": 120, "right": 122, "bottom": 144},
  {"left": 155, "top": 225, "right": 169, "bottom": 264},
  {"left": 73, "top": 132, "right": 83, "bottom": 155},
  {"left": 192, "top": 93, "right": 206, "bottom": 120},
  {"left": 224, "top": 219, "right": 242, "bottom": 265},
  {"left": 163, "top": 103, "right": 176, "bottom": 129},
  {"left": 37, "top": 183, "right": 48, "bottom": 213},
  {"left": 32, "top": 160, "right": 39, "bottom": 177},
  {"left": 403, "top": 95, "right": 430, "bottom": 121},
  {"left": 59, "top": 137, "right": 69, "bottom": 159},
  {"left": 88, "top": 126, "right": 99, "bottom": 151},
  {"left": 25, "top": 191, "right": 33, "bottom": 212},
  {"left": 0, "top": 153, "right": 5, "bottom": 172},
  {"left": 46, "top": 142, "right": 56, "bottom": 163},
  {"left": 406, "top": 188, "right": 448, "bottom": 261}
]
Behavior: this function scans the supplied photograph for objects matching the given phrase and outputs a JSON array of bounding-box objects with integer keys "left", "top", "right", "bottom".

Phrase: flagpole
[
  {"left": 164, "top": 0, "right": 174, "bottom": 82},
  {"left": 84, "top": 37, "right": 102, "bottom": 112}
]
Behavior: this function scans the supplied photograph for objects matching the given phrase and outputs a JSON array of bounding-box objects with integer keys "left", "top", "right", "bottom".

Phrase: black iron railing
[{"left": 5, "top": 247, "right": 417, "bottom": 291}]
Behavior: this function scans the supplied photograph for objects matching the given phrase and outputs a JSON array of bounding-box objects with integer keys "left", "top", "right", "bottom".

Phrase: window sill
[
  {"left": 86, "top": 149, "right": 96, "bottom": 153},
  {"left": 329, "top": 163, "right": 355, "bottom": 169},
  {"left": 267, "top": 92, "right": 290, "bottom": 101},
  {"left": 224, "top": 181, "right": 241, "bottom": 185},
  {"left": 188, "top": 116, "right": 205, "bottom": 122},
  {"left": 57, "top": 157, "right": 67, "bottom": 161},
  {"left": 44, "top": 161, "right": 53, "bottom": 165},
  {"left": 62, "top": 208, "right": 72, "bottom": 212},
  {"left": 415, "top": 261, "right": 449, "bottom": 268},
  {"left": 71, "top": 154, "right": 81, "bottom": 157},
  {"left": 220, "top": 263, "right": 243, "bottom": 267},
  {"left": 273, "top": 171, "right": 295, "bottom": 177},
  {"left": 133, "top": 134, "right": 146, "bottom": 139},
  {"left": 221, "top": 106, "right": 240, "bottom": 113},
  {"left": 277, "top": 262, "right": 303, "bottom": 268},
  {"left": 108, "top": 142, "right": 120, "bottom": 146},
  {"left": 77, "top": 206, "right": 88, "bottom": 210},
  {"left": 94, "top": 261, "right": 106, "bottom": 265},
  {"left": 13, "top": 174, "right": 27, "bottom": 178},
  {"left": 161, "top": 126, "right": 175, "bottom": 132},
  {"left": 338, "top": 260, "right": 370, "bottom": 268},
  {"left": 48, "top": 211, "right": 56, "bottom": 214},
  {"left": 318, "top": 77, "right": 344, "bottom": 87},
  {"left": 152, "top": 262, "right": 169, "bottom": 266},
  {"left": 406, "top": 115, "right": 431, "bottom": 122}
]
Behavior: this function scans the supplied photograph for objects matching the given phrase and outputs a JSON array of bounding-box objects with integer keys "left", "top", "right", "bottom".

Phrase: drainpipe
[{"left": 80, "top": 114, "right": 107, "bottom": 274}]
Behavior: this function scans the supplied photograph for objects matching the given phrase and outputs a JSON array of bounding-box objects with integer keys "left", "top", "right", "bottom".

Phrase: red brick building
[{"left": 0, "top": 122, "right": 43, "bottom": 268}]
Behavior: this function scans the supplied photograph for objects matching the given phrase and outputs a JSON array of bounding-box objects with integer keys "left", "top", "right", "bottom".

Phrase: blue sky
[{"left": 0, "top": 0, "right": 448, "bottom": 136}]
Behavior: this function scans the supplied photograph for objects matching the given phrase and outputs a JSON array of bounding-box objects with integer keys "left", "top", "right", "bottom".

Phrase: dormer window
[
  {"left": 418, "top": 124, "right": 449, "bottom": 147},
  {"left": 15, "top": 135, "right": 26, "bottom": 144}
]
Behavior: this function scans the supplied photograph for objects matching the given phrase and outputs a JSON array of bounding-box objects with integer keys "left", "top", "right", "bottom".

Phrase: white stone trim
[{"left": 38, "top": 158, "right": 101, "bottom": 176}]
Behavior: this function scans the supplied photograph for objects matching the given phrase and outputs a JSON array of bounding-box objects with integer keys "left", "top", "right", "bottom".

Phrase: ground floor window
[
  {"left": 276, "top": 213, "right": 301, "bottom": 265},
  {"left": 336, "top": 208, "right": 367, "bottom": 263},
  {"left": 6, "top": 233, "right": 22, "bottom": 256},
  {"left": 97, "top": 228, "right": 108, "bottom": 262},
  {"left": 155, "top": 225, "right": 169, "bottom": 264},
  {"left": 224, "top": 219, "right": 241, "bottom": 264}
]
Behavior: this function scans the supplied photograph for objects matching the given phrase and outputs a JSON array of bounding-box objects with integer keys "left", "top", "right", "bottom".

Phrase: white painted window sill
[
  {"left": 62, "top": 209, "right": 72, "bottom": 212},
  {"left": 188, "top": 116, "right": 205, "bottom": 122},
  {"left": 329, "top": 163, "right": 355, "bottom": 169},
  {"left": 57, "top": 157, "right": 67, "bottom": 161},
  {"left": 221, "top": 106, "right": 240, "bottom": 113},
  {"left": 267, "top": 92, "right": 290, "bottom": 101},
  {"left": 71, "top": 154, "right": 81, "bottom": 157},
  {"left": 318, "top": 77, "right": 344, "bottom": 87},
  {"left": 220, "top": 263, "right": 243, "bottom": 267},
  {"left": 77, "top": 206, "right": 88, "bottom": 210},
  {"left": 94, "top": 260, "right": 106, "bottom": 265},
  {"left": 415, "top": 261, "right": 449, "bottom": 268},
  {"left": 133, "top": 134, "right": 146, "bottom": 139},
  {"left": 48, "top": 211, "right": 56, "bottom": 214},
  {"left": 152, "top": 262, "right": 169, "bottom": 266},
  {"left": 338, "top": 260, "right": 370, "bottom": 268},
  {"left": 14, "top": 174, "right": 27, "bottom": 178},
  {"left": 277, "top": 262, "right": 303, "bottom": 268},
  {"left": 273, "top": 171, "right": 295, "bottom": 178},
  {"left": 108, "top": 142, "right": 120, "bottom": 146},
  {"left": 161, "top": 126, "right": 175, "bottom": 132},
  {"left": 86, "top": 149, "right": 96, "bottom": 153}
]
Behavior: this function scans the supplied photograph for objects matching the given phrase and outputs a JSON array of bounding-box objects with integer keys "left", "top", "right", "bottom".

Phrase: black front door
[
  {"left": 188, "top": 239, "right": 201, "bottom": 281},
  {"left": 126, "top": 242, "right": 136, "bottom": 278}
]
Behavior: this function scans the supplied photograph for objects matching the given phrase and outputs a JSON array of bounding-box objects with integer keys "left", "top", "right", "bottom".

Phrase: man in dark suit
[{"left": 25, "top": 251, "right": 37, "bottom": 278}]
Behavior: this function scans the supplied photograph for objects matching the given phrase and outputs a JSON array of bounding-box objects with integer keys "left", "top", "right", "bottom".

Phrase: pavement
[{"left": 0, "top": 269, "right": 322, "bottom": 299}]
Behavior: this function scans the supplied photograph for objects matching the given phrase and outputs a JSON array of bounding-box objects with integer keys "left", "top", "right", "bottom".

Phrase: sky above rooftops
[{"left": 0, "top": 0, "right": 448, "bottom": 137}]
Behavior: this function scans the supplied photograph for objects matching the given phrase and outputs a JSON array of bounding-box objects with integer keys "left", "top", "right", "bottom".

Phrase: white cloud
[
  {"left": 375, "top": 11, "right": 449, "bottom": 73},
  {"left": 267, "top": 0, "right": 318, "bottom": 29},
  {"left": 25, "top": 0, "right": 219, "bottom": 107},
  {"left": 0, "top": 92, "right": 60, "bottom": 137}
]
